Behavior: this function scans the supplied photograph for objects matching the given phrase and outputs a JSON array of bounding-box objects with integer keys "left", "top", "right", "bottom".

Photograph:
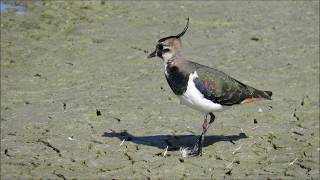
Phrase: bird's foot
[
  {"left": 179, "top": 139, "right": 203, "bottom": 157},
  {"left": 192, "top": 141, "right": 203, "bottom": 156},
  {"left": 179, "top": 146, "right": 201, "bottom": 157}
]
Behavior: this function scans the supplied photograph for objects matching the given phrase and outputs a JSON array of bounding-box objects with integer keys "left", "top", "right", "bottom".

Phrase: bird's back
[{"left": 182, "top": 60, "right": 272, "bottom": 105}]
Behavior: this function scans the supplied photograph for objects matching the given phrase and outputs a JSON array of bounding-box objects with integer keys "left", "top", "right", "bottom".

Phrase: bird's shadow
[{"left": 102, "top": 130, "right": 248, "bottom": 151}]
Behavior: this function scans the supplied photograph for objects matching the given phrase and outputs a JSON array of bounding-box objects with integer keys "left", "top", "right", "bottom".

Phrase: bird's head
[{"left": 148, "top": 17, "right": 189, "bottom": 62}]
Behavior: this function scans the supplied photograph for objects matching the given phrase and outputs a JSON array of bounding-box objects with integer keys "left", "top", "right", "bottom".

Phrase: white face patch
[
  {"left": 161, "top": 51, "right": 174, "bottom": 61},
  {"left": 164, "top": 63, "right": 168, "bottom": 76},
  {"left": 178, "top": 71, "right": 223, "bottom": 113}
]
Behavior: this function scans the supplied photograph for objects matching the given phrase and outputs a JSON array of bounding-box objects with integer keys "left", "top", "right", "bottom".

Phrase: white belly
[{"left": 178, "top": 71, "right": 223, "bottom": 113}]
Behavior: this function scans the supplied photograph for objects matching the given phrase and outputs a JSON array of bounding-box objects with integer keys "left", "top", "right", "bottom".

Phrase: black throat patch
[{"left": 165, "top": 62, "right": 189, "bottom": 95}]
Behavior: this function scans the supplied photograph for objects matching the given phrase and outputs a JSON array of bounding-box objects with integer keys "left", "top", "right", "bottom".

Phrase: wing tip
[{"left": 264, "top": 91, "right": 273, "bottom": 99}]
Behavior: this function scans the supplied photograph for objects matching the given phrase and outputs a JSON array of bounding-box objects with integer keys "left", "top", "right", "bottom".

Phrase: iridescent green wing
[{"left": 188, "top": 61, "right": 261, "bottom": 105}]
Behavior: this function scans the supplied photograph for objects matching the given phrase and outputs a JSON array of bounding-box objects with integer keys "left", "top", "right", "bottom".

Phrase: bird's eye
[
  {"left": 156, "top": 44, "right": 163, "bottom": 50},
  {"left": 162, "top": 48, "right": 170, "bottom": 53}
]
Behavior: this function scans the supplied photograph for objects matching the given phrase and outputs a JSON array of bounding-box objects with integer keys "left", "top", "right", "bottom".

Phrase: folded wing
[{"left": 190, "top": 62, "right": 272, "bottom": 105}]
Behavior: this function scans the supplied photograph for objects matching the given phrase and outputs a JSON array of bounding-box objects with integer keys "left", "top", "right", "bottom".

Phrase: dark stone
[{"left": 96, "top": 109, "right": 101, "bottom": 116}]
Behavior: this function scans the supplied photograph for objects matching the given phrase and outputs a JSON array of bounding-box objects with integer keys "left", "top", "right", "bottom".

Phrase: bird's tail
[
  {"left": 240, "top": 89, "right": 272, "bottom": 104},
  {"left": 264, "top": 91, "right": 273, "bottom": 98},
  {"left": 253, "top": 89, "right": 272, "bottom": 100}
]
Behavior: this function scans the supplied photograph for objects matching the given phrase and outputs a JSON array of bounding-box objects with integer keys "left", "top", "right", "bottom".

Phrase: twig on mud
[
  {"left": 38, "top": 139, "right": 61, "bottom": 157},
  {"left": 120, "top": 139, "right": 125, "bottom": 146},
  {"left": 250, "top": 138, "right": 264, "bottom": 147},
  {"left": 226, "top": 158, "right": 235, "bottom": 169},
  {"left": 252, "top": 126, "right": 259, "bottom": 130},
  {"left": 292, "top": 108, "right": 300, "bottom": 121},
  {"left": 108, "top": 129, "right": 115, "bottom": 133},
  {"left": 163, "top": 146, "right": 168, "bottom": 157},
  {"left": 289, "top": 157, "right": 298, "bottom": 166},
  {"left": 55, "top": 173, "right": 67, "bottom": 180},
  {"left": 232, "top": 144, "right": 242, "bottom": 154}
]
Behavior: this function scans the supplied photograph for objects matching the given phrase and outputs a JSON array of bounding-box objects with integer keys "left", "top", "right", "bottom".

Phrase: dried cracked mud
[{"left": 1, "top": 1, "right": 319, "bottom": 179}]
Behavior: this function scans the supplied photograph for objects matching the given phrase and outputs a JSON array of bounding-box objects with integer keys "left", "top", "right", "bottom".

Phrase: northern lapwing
[{"left": 148, "top": 17, "right": 272, "bottom": 156}]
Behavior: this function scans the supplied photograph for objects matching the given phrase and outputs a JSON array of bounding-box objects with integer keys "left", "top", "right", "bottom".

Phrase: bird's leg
[
  {"left": 208, "top": 112, "right": 215, "bottom": 125},
  {"left": 191, "top": 113, "right": 215, "bottom": 156}
]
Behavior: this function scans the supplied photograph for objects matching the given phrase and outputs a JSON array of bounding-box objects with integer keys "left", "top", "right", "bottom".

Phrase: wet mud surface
[{"left": 1, "top": 1, "right": 319, "bottom": 179}]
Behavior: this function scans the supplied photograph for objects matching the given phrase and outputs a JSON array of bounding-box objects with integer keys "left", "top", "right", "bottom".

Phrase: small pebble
[
  {"left": 250, "top": 37, "right": 260, "bottom": 41},
  {"left": 96, "top": 109, "right": 101, "bottom": 116},
  {"left": 68, "top": 136, "right": 75, "bottom": 140}
]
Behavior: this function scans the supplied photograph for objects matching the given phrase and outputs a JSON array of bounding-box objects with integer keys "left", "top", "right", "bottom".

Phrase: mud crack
[{"left": 38, "top": 139, "right": 62, "bottom": 157}]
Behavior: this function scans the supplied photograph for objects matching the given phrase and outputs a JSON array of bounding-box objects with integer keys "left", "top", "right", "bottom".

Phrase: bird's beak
[{"left": 147, "top": 50, "right": 157, "bottom": 58}]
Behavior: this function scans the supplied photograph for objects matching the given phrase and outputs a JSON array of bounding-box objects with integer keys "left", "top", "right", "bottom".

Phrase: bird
[{"left": 147, "top": 17, "right": 272, "bottom": 156}]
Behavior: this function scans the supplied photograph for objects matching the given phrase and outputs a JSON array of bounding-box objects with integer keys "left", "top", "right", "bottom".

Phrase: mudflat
[{"left": 1, "top": 1, "right": 319, "bottom": 179}]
